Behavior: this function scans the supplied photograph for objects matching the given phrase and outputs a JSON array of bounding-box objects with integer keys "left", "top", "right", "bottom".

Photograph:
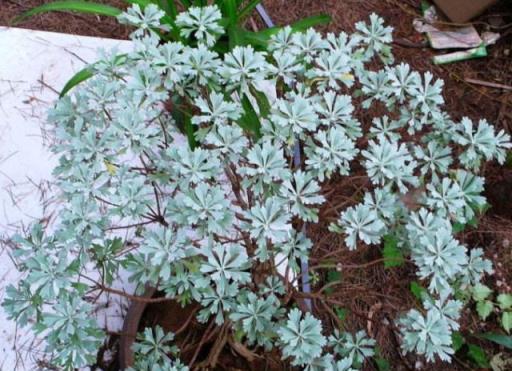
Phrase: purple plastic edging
[{"left": 255, "top": 4, "right": 313, "bottom": 311}]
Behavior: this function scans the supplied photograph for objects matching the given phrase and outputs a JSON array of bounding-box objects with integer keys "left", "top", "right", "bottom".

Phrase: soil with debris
[
  {"left": 2, "top": 0, "right": 512, "bottom": 370},
  {"left": 0, "top": 0, "right": 131, "bottom": 39}
]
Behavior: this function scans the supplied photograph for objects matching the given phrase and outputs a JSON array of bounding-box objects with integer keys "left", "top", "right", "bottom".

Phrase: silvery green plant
[{"left": 3, "top": 4, "right": 510, "bottom": 369}]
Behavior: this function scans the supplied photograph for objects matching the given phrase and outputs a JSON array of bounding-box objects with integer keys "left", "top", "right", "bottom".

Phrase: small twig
[
  {"left": 189, "top": 320, "right": 216, "bottom": 367},
  {"left": 310, "top": 257, "right": 409, "bottom": 271},
  {"left": 80, "top": 275, "right": 173, "bottom": 303},
  {"left": 36, "top": 78, "right": 59, "bottom": 95},
  {"left": 465, "top": 78, "right": 512, "bottom": 91},
  {"left": 175, "top": 307, "right": 199, "bottom": 336},
  {"left": 106, "top": 219, "right": 154, "bottom": 231}
]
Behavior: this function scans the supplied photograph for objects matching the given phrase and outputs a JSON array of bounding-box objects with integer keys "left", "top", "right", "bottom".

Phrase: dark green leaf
[
  {"left": 478, "top": 332, "right": 512, "bottom": 349},
  {"left": 250, "top": 86, "right": 271, "bottom": 118},
  {"left": 71, "top": 282, "right": 89, "bottom": 294},
  {"left": 324, "top": 270, "right": 341, "bottom": 295},
  {"left": 505, "top": 151, "right": 512, "bottom": 168},
  {"left": 288, "top": 14, "right": 331, "bottom": 32},
  {"left": 237, "top": 0, "right": 262, "bottom": 22},
  {"left": 158, "top": 0, "right": 178, "bottom": 19},
  {"left": 374, "top": 357, "right": 391, "bottom": 371},
  {"left": 382, "top": 235, "right": 404, "bottom": 268},
  {"left": 126, "top": 0, "right": 152, "bottom": 7},
  {"left": 467, "top": 344, "right": 490, "bottom": 368},
  {"left": 452, "top": 332, "right": 465, "bottom": 352},
  {"left": 223, "top": 0, "right": 237, "bottom": 25},
  {"left": 228, "top": 25, "right": 244, "bottom": 49},
  {"left": 334, "top": 306, "right": 348, "bottom": 323},
  {"left": 59, "top": 67, "right": 94, "bottom": 98},
  {"left": 16, "top": 1, "right": 122, "bottom": 23},
  {"left": 183, "top": 115, "right": 197, "bottom": 149},
  {"left": 237, "top": 94, "right": 261, "bottom": 137},
  {"left": 453, "top": 222, "right": 466, "bottom": 233},
  {"left": 410, "top": 281, "right": 427, "bottom": 301},
  {"left": 327, "top": 270, "right": 341, "bottom": 283}
]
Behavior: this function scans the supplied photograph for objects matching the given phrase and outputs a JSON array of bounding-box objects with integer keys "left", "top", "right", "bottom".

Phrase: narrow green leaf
[
  {"left": 467, "top": 344, "right": 490, "bottom": 368},
  {"left": 327, "top": 270, "right": 341, "bottom": 283},
  {"left": 324, "top": 270, "right": 341, "bottom": 295},
  {"left": 233, "top": 29, "right": 270, "bottom": 49},
  {"left": 71, "top": 282, "right": 89, "bottom": 294},
  {"left": 237, "top": 0, "right": 262, "bottom": 22},
  {"left": 183, "top": 115, "right": 197, "bottom": 149},
  {"left": 238, "top": 94, "right": 261, "bottom": 138},
  {"left": 16, "top": 1, "right": 122, "bottom": 23},
  {"left": 478, "top": 332, "right": 512, "bottom": 349},
  {"left": 250, "top": 87, "right": 271, "bottom": 118},
  {"left": 452, "top": 332, "right": 465, "bottom": 352},
  {"left": 374, "top": 357, "right": 391, "bottom": 371},
  {"left": 382, "top": 235, "right": 404, "bottom": 268},
  {"left": 410, "top": 281, "right": 427, "bottom": 301},
  {"left": 228, "top": 25, "right": 244, "bottom": 49},
  {"left": 502, "top": 312, "right": 512, "bottom": 333},
  {"left": 60, "top": 67, "right": 94, "bottom": 98},
  {"left": 126, "top": 0, "right": 152, "bottom": 7},
  {"left": 223, "top": 0, "right": 237, "bottom": 25},
  {"left": 334, "top": 306, "right": 348, "bottom": 324},
  {"left": 289, "top": 14, "right": 331, "bottom": 32},
  {"left": 453, "top": 222, "right": 466, "bottom": 233},
  {"left": 158, "top": 0, "right": 178, "bottom": 19}
]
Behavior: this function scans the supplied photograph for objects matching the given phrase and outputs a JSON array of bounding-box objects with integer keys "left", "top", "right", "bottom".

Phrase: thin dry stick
[
  {"left": 465, "top": 78, "right": 512, "bottom": 91},
  {"left": 80, "top": 275, "right": 173, "bottom": 304},
  {"left": 175, "top": 307, "right": 200, "bottom": 336},
  {"left": 188, "top": 320, "right": 216, "bottom": 367}
]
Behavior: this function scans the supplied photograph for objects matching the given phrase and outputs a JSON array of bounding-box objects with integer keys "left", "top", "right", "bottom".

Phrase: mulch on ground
[{"left": 0, "top": 0, "right": 131, "bottom": 38}]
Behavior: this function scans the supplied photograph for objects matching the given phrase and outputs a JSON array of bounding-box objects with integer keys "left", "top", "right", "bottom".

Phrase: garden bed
[{"left": 2, "top": 1, "right": 512, "bottom": 370}]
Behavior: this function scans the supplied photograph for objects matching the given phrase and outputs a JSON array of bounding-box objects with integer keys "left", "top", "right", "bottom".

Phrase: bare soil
[{"left": 0, "top": 0, "right": 131, "bottom": 38}]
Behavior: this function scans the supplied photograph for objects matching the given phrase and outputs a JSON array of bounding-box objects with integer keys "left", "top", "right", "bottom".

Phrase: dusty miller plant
[{"left": 3, "top": 5, "right": 510, "bottom": 370}]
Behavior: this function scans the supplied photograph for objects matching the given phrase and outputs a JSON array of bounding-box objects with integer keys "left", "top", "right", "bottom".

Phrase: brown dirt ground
[
  {"left": 2, "top": 0, "right": 512, "bottom": 370},
  {"left": 0, "top": 0, "right": 131, "bottom": 38}
]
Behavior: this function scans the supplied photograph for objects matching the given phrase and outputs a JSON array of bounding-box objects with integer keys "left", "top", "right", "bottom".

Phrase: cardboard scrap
[
  {"left": 415, "top": 3, "right": 500, "bottom": 64},
  {"left": 433, "top": 0, "right": 498, "bottom": 23},
  {"left": 413, "top": 19, "right": 482, "bottom": 49}
]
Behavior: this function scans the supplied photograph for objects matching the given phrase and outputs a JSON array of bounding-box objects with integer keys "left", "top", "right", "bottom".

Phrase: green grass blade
[
  {"left": 478, "top": 332, "right": 512, "bottom": 349},
  {"left": 126, "top": 0, "right": 152, "bottom": 7},
  {"left": 183, "top": 115, "right": 197, "bottom": 149},
  {"left": 237, "top": 0, "right": 261, "bottom": 22},
  {"left": 223, "top": 0, "right": 238, "bottom": 25},
  {"left": 232, "top": 29, "right": 270, "bottom": 49},
  {"left": 244, "top": 14, "right": 331, "bottom": 45},
  {"left": 289, "top": 14, "right": 331, "bottom": 31},
  {"left": 59, "top": 67, "right": 94, "bottom": 98},
  {"left": 238, "top": 94, "right": 261, "bottom": 138},
  {"left": 158, "top": 0, "right": 178, "bottom": 19},
  {"left": 15, "top": 1, "right": 122, "bottom": 23}
]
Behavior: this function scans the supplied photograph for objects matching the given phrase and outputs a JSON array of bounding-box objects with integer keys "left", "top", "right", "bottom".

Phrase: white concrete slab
[
  {"left": 0, "top": 26, "right": 295, "bottom": 370},
  {"left": 0, "top": 26, "right": 132, "bottom": 370}
]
